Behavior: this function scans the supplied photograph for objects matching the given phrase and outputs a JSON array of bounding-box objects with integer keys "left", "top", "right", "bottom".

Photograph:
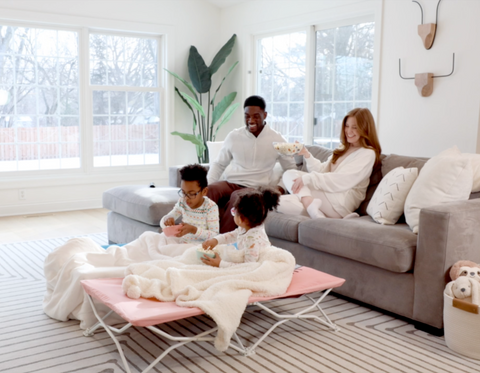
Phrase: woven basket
[{"left": 444, "top": 291, "right": 480, "bottom": 359}]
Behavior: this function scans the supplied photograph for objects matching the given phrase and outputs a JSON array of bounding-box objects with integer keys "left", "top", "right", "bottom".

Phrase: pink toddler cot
[{"left": 81, "top": 266, "right": 345, "bottom": 373}]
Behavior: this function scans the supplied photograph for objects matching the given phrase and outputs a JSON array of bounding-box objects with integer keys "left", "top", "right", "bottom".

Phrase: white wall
[
  {"left": 0, "top": 0, "right": 224, "bottom": 216},
  {"left": 219, "top": 0, "right": 480, "bottom": 158},
  {"left": 378, "top": 0, "right": 480, "bottom": 157}
]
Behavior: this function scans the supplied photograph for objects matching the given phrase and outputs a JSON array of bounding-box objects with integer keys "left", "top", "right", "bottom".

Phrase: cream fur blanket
[
  {"left": 122, "top": 243, "right": 296, "bottom": 351},
  {"left": 43, "top": 232, "right": 197, "bottom": 328}
]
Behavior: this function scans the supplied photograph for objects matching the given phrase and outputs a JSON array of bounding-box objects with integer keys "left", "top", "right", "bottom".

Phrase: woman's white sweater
[{"left": 302, "top": 147, "right": 376, "bottom": 216}]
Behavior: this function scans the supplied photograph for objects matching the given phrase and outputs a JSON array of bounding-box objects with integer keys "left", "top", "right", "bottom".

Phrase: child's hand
[
  {"left": 202, "top": 239, "right": 218, "bottom": 250},
  {"left": 164, "top": 217, "right": 175, "bottom": 226},
  {"left": 175, "top": 223, "right": 197, "bottom": 237},
  {"left": 201, "top": 252, "right": 221, "bottom": 267}
]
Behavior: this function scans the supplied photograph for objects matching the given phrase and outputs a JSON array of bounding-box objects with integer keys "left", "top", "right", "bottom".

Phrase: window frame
[{"left": 0, "top": 18, "right": 172, "bottom": 186}]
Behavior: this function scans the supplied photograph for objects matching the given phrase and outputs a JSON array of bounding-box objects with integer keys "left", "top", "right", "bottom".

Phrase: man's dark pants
[{"left": 207, "top": 181, "right": 254, "bottom": 233}]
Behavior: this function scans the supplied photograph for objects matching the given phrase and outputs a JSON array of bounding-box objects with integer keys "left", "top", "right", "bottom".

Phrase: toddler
[
  {"left": 201, "top": 187, "right": 280, "bottom": 267},
  {"left": 161, "top": 164, "right": 219, "bottom": 243}
]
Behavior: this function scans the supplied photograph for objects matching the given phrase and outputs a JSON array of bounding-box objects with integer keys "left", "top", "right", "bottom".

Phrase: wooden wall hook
[
  {"left": 418, "top": 23, "right": 436, "bottom": 50},
  {"left": 414, "top": 73, "right": 434, "bottom": 97},
  {"left": 398, "top": 53, "right": 455, "bottom": 97},
  {"left": 412, "top": 0, "right": 442, "bottom": 49}
]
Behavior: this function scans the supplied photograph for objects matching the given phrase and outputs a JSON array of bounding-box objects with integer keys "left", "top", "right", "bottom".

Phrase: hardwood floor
[{"left": 0, "top": 208, "right": 109, "bottom": 243}]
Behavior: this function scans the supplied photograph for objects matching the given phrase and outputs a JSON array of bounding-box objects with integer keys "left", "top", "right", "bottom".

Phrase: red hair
[{"left": 332, "top": 108, "right": 382, "bottom": 166}]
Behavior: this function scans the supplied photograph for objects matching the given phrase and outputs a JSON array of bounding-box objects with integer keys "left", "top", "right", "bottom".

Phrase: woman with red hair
[{"left": 278, "top": 108, "right": 382, "bottom": 219}]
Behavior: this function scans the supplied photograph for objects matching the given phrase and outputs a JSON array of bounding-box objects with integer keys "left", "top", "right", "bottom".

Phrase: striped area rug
[{"left": 1, "top": 234, "right": 479, "bottom": 373}]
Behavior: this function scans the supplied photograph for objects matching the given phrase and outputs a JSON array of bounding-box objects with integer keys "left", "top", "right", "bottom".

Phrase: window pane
[
  {"left": 0, "top": 25, "right": 79, "bottom": 172},
  {"left": 93, "top": 90, "right": 160, "bottom": 167},
  {"left": 313, "top": 22, "right": 375, "bottom": 149},
  {"left": 90, "top": 33, "right": 158, "bottom": 87},
  {"left": 257, "top": 31, "right": 306, "bottom": 142}
]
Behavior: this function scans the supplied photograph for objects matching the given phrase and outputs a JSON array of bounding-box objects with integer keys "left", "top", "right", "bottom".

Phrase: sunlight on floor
[{"left": 0, "top": 208, "right": 108, "bottom": 243}]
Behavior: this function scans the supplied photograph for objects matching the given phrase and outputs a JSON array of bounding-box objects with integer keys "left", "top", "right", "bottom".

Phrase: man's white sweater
[{"left": 207, "top": 125, "right": 296, "bottom": 188}]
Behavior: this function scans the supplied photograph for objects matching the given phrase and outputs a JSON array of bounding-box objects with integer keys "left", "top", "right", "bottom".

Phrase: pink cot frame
[{"left": 81, "top": 266, "right": 345, "bottom": 373}]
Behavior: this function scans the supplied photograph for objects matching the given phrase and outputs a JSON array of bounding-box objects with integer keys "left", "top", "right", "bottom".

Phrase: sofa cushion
[
  {"left": 382, "top": 154, "right": 428, "bottom": 176},
  {"left": 265, "top": 212, "right": 311, "bottom": 242},
  {"left": 103, "top": 185, "right": 179, "bottom": 226},
  {"left": 297, "top": 216, "right": 417, "bottom": 273}
]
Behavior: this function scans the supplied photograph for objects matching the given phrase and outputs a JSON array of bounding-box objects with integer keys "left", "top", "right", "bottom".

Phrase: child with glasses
[
  {"left": 200, "top": 187, "right": 280, "bottom": 267},
  {"left": 160, "top": 164, "right": 219, "bottom": 244}
]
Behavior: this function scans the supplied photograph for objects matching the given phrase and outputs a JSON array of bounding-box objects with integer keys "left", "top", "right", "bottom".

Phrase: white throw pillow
[
  {"left": 404, "top": 153, "right": 473, "bottom": 234},
  {"left": 206, "top": 141, "right": 224, "bottom": 163},
  {"left": 462, "top": 153, "right": 480, "bottom": 193},
  {"left": 367, "top": 167, "right": 418, "bottom": 225},
  {"left": 439, "top": 145, "right": 480, "bottom": 192}
]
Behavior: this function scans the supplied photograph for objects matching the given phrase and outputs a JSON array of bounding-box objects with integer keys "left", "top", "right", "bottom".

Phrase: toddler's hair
[
  {"left": 179, "top": 164, "right": 208, "bottom": 189},
  {"left": 233, "top": 187, "right": 280, "bottom": 228}
]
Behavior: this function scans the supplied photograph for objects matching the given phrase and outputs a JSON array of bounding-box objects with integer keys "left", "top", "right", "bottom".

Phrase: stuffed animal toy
[
  {"left": 445, "top": 277, "right": 480, "bottom": 305},
  {"left": 449, "top": 260, "right": 480, "bottom": 281}
]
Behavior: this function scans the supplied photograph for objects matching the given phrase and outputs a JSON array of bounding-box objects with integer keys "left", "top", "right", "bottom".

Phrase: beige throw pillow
[
  {"left": 367, "top": 167, "right": 418, "bottom": 225},
  {"left": 404, "top": 153, "right": 473, "bottom": 234}
]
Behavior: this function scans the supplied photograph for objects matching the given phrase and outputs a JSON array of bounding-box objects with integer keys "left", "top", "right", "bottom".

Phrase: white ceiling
[{"left": 205, "top": 0, "right": 251, "bottom": 9}]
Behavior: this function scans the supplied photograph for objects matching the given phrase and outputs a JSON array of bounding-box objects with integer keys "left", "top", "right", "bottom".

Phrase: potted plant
[{"left": 166, "top": 34, "right": 239, "bottom": 163}]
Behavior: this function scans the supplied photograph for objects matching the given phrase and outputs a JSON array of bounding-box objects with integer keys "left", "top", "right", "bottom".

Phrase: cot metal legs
[
  {"left": 84, "top": 294, "right": 218, "bottom": 373},
  {"left": 84, "top": 289, "right": 339, "bottom": 371},
  {"left": 229, "top": 288, "right": 339, "bottom": 356}
]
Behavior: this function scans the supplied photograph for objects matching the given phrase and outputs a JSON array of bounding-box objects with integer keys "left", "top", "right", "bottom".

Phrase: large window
[
  {"left": 0, "top": 26, "right": 80, "bottom": 171},
  {"left": 0, "top": 25, "right": 161, "bottom": 172},
  {"left": 257, "top": 21, "right": 375, "bottom": 148},
  {"left": 90, "top": 34, "right": 160, "bottom": 167}
]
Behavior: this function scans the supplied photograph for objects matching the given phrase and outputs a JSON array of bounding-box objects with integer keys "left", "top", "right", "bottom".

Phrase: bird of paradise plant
[{"left": 165, "top": 34, "right": 239, "bottom": 163}]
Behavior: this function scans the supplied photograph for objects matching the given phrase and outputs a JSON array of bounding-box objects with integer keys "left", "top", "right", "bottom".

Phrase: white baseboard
[{"left": 0, "top": 199, "right": 103, "bottom": 217}]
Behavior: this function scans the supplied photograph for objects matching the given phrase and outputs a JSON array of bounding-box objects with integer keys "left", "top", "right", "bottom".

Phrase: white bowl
[
  {"left": 196, "top": 247, "right": 216, "bottom": 260},
  {"left": 273, "top": 142, "right": 304, "bottom": 156}
]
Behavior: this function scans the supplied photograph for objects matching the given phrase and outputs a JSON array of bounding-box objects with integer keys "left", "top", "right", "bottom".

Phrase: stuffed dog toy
[
  {"left": 449, "top": 260, "right": 480, "bottom": 281},
  {"left": 445, "top": 276, "right": 480, "bottom": 305}
]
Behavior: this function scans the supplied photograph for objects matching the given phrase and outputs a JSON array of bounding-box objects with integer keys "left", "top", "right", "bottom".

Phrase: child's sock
[{"left": 306, "top": 199, "right": 326, "bottom": 219}]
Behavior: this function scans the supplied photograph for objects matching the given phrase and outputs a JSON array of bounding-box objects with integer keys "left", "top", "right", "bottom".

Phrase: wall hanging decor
[
  {"left": 399, "top": 53, "right": 455, "bottom": 97},
  {"left": 412, "top": 0, "right": 443, "bottom": 49}
]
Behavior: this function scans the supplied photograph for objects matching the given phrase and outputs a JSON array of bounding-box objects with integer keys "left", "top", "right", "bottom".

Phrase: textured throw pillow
[
  {"left": 367, "top": 167, "right": 418, "bottom": 225},
  {"left": 404, "top": 153, "right": 473, "bottom": 234},
  {"left": 206, "top": 141, "right": 224, "bottom": 163}
]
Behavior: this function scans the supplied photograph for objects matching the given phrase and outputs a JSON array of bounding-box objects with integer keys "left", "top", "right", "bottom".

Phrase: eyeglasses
[
  {"left": 230, "top": 207, "right": 237, "bottom": 216},
  {"left": 178, "top": 189, "right": 202, "bottom": 199}
]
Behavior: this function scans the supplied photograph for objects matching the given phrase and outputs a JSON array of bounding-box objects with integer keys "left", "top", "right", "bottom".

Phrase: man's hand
[
  {"left": 291, "top": 177, "right": 305, "bottom": 194},
  {"left": 201, "top": 252, "right": 221, "bottom": 267},
  {"left": 202, "top": 239, "right": 218, "bottom": 250},
  {"left": 175, "top": 223, "right": 197, "bottom": 237},
  {"left": 164, "top": 217, "right": 175, "bottom": 226}
]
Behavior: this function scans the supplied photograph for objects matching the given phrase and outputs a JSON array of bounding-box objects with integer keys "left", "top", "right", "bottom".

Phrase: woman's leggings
[{"left": 277, "top": 169, "right": 342, "bottom": 218}]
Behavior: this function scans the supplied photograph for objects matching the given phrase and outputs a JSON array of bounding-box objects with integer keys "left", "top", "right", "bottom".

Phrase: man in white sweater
[{"left": 207, "top": 95, "right": 296, "bottom": 233}]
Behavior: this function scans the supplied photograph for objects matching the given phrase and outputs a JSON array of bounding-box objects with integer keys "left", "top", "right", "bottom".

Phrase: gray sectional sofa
[
  {"left": 103, "top": 145, "right": 480, "bottom": 332},
  {"left": 265, "top": 145, "right": 480, "bottom": 333}
]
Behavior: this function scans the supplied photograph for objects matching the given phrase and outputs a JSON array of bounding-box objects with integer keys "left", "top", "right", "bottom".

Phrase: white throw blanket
[
  {"left": 43, "top": 232, "right": 196, "bottom": 328},
  {"left": 122, "top": 244, "right": 296, "bottom": 351}
]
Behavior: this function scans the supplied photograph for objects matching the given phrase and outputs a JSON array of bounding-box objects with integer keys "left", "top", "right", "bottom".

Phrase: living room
[{"left": 1, "top": 0, "right": 480, "bottom": 372}]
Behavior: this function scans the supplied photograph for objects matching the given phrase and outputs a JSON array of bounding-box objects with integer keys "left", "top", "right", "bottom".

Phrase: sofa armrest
[
  {"left": 168, "top": 164, "right": 210, "bottom": 188},
  {"left": 413, "top": 199, "right": 480, "bottom": 328}
]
